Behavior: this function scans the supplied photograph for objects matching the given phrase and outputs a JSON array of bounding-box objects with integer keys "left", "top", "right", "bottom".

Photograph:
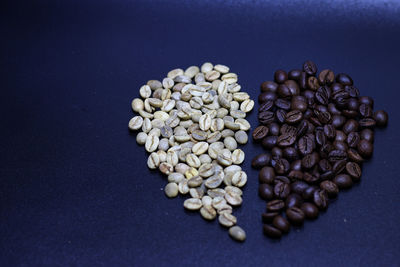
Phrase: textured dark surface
[{"left": 1, "top": 0, "right": 400, "bottom": 266}]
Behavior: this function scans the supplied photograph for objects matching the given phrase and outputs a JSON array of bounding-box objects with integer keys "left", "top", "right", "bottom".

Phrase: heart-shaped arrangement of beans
[{"left": 252, "top": 61, "right": 388, "bottom": 238}]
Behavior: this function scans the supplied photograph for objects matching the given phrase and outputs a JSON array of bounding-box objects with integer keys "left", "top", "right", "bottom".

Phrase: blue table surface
[{"left": 1, "top": 0, "right": 400, "bottom": 266}]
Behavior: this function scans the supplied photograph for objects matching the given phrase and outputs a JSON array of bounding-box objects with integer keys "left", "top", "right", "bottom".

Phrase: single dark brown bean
[
  {"left": 283, "top": 147, "right": 298, "bottom": 161},
  {"left": 336, "top": 73, "right": 353, "bottom": 86},
  {"left": 262, "top": 212, "right": 279, "bottom": 223},
  {"left": 332, "top": 159, "right": 346, "bottom": 174},
  {"left": 360, "top": 129, "right": 374, "bottom": 143},
  {"left": 302, "top": 186, "right": 317, "bottom": 200},
  {"left": 313, "top": 189, "right": 328, "bottom": 210},
  {"left": 274, "top": 182, "right": 291, "bottom": 199},
  {"left": 318, "top": 69, "right": 335, "bottom": 85},
  {"left": 320, "top": 180, "right": 339, "bottom": 198},
  {"left": 259, "top": 166, "right": 275, "bottom": 184},
  {"left": 345, "top": 85, "right": 360, "bottom": 97},
  {"left": 272, "top": 215, "right": 290, "bottom": 233},
  {"left": 291, "top": 181, "right": 309, "bottom": 194},
  {"left": 286, "top": 207, "right": 305, "bottom": 225},
  {"left": 252, "top": 126, "right": 269, "bottom": 141},
  {"left": 374, "top": 110, "right": 388, "bottom": 127},
  {"left": 275, "top": 98, "right": 291, "bottom": 110},
  {"left": 258, "top": 91, "right": 277, "bottom": 103},
  {"left": 359, "top": 96, "right": 374, "bottom": 108},
  {"left": 333, "top": 174, "right": 353, "bottom": 189},
  {"left": 357, "top": 140, "right": 373, "bottom": 158},
  {"left": 285, "top": 110, "right": 303, "bottom": 124},
  {"left": 301, "top": 202, "right": 319, "bottom": 219},
  {"left": 307, "top": 76, "right": 319, "bottom": 90},
  {"left": 299, "top": 71, "right": 307, "bottom": 89},
  {"left": 291, "top": 96, "right": 308, "bottom": 112},
  {"left": 259, "top": 184, "right": 274, "bottom": 200},
  {"left": 348, "top": 148, "right": 364, "bottom": 163},
  {"left": 347, "top": 132, "right": 360, "bottom": 148},
  {"left": 262, "top": 136, "right": 278, "bottom": 149},
  {"left": 252, "top": 153, "right": 271, "bottom": 169},
  {"left": 298, "top": 135, "right": 314, "bottom": 155},
  {"left": 276, "top": 109, "right": 287, "bottom": 123},
  {"left": 259, "top": 111, "right": 275, "bottom": 125},
  {"left": 346, "top": 162, "right": 362, "bottom": 180},
  {"left": 263, "top": 224, "right": 282, "bottom": 238},
  {"left": 271, "top": 147, "right": 283, "bottom": 158},
  {"left": 359, "top": 118, "right": 376, "bottom": 128},
  {"left": 277, "top": 133, "right": 296, "bottom": 147},
  {"left": 285, "top": 194, "right": 303, "bottom": 208},
  {"left": 274, "top": 158, "right": 290, "bottom": 175},
  {"left": 323, "top": 124, "right": 336, "bottom": 139},
  {"left": 288, "top": 69, "right": 302, "bottom": 80},
  {"left": 331, "top": 115, "right": 346, "bottom": 128},
  {"left": 259, "top": 100, "right": 274, "bottom": 112},
  {"left": 347, "top": 98, "right": 359, "bottom": 111},
  {"left": 359, "top": 103, "right": 372, "bottom": 118},
  {"left": 266, "top": 199, "right": 285, "bottom": 212},
  {"left": 261, "top": 81, "right": 278, "bottom": 92},
  {"left": 303, "top": 60, "right": 317, "bottom": 76},
  {"left": 274, "top": 70, "right": 288, "bottom": 84},
  {"left": 285, "top": 80, "right": 300, "bottom": 96}
]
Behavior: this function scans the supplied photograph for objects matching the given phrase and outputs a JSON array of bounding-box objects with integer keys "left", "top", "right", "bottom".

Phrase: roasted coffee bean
[
  {"left": 261, "top": 81, "right": 278, "bottom": 92},
  {"left": 274, "top": 182, "right": 291, "bottom": 199},
  {"left": 346, "top": 162, "right": 361, "bottom": 180},
  {"left": 315, "top": 129, "right": 326, "bottom": 146},
  {"left": 272, "top": 215, "right": 290, "bottom": 233},
  {"left": 336, "top": 73, "right": 353, "bottom": 86},
  {"left": 275, "top": 98, "right": 291, "bottom": 110},
  {"left": 318, "top": 159, "right": 332, "bottom": 172},
  {"left": 302, "top": 186, "right": 317, "bottom": 200},
  {"left": 288, "top": 69, "right": 302, "bottom": 80},
  {"left": 286, "top": 207, "right": 305, "bottom": 225},
  {"left": 331, "top": 115, "right": 346, "bottom": 128},
  {"left": 290, "top": 159, "right": 302, "bottom": 171},
  {"left": 285, "top": 80, "right": 300, "bottom": 95},
  {"left": 274, "top": 158, "right": 290, "bottom": 175},
  {"left": 262, "top": 136, "right": 278, "bottom": 149},
  {"left": 296, "top": 120, "right": 308, "bottom": 137},
  {"left": 360, "top": 129, "right": 374, "bottom": 143},
  {"left": 301, "top": 202, "right": 319, "bottom": 219},
  {"left": 259, "top": 100, "right": 274, "bottom": 112},
  {"left": 285, "top": 194, "right": 303, "bottom": 208},
  {"left": 271, "top": 147, "right": 283, "bottom": 158},
  {"left": 302, "top": 152, "right": 319, "bottom": 169},
  {"left": 277, "top": 133, "right": 296, "bottom": 147},
  {"left": 345, "top": 85, "right": 360, "bottom": 98},
  {"left": 359, "top": 118, "right": 376, "bottom": 128},
  {"left": 303, "top": 172, "right": 319, "bottom": 184},
  {"left": 258, "top": 91, "right": 277, "bottom": 103},
  {"left": 262, "top": 212, "right": 279, "bottom": 223},
  {"left": 328, "top": 150, "right": 347, "bottom": 162},
  {"left": 323, "top": 125, "right": 336, "bottom": 139},
  {"left": 303, "top": 60, "right": 317, "bottom": 76},
  {"left": 288, "top": 170, "right": 303, "bottom": 180},
  {"left": 252, "top": 153, "right": 271, "bottom": 169},
  {"left": 315, "top": 86, "right": 330, "bottom": 105},
  {"left": 357, "top": 140, "right": 373, "bottom": 158},
  {"left": 292, "top": 96, "right": 308, "bottom": 112},
  {"left": 285, "top": 110, "right": 303, "bottom": 124},
  {"left": 263, "top": 224, "right": 282, "bottom": 238},
  {"left": 374, "top": 110, "right": 388, "bottom": 127},
  {"left": 259, "top": 184, "right": 274, "bottom": 200},
  {"left": 267, "top": 199, "right": 285, "bottom": 212},
  {"left": 359, "top": 96, "right": 374, "bottom": 108},
  {"left": 259, "top": 111, "right": 275, "bottom": 125},
  {"left": 298, "top": 135, "right": 314, "bottom": 155},
  {"left": 276, "top": 109, "right": 287, "bottom": 123},
  {"left": 313, "top": 189, "right": 328, "bottom": 210},
  {"left": 283, "top": 147, "right": 298, "bottom": 161},
  {"left": 332, "top": 160, "right": 346, "bottom": 174},
  {"left": 307, "top": 76, "right": 319, "bottom": 90},
  {"left": 274, "top": 70, "right": 288, "bottom": 84},
  {"left": 252, "top": 126, "right": 269, "bottom": 141},
  {"left": 320, "top": 181, "right": 339, "bottom": 198},
  {"left": 359, "top": 103, "right": 372, "bottom": 118},
  {"left": 291, "top": 181, "right": 309, "bottom": 194},
  {"left": 347, "top": 98, "right": 359, "bottom": 111},
  {"left": 299, "top": 71, "right": 308, "bottom": 89},
  {"left": 347, "top": 148, "right": 364, "bottom": 163},
  {"left": 318, "top": 69, "right": 335, "bottom": 85},
  {"left": 333, "top": 141, "right": 348, "bottom": 151},
  {"left": 347, "top": 132, "right": 360, "bottom": 148},
  {"left": 259, "top": 166, "right": 275, "bottom": 184},
  {"left": 269, "top": 123, "right": 280, "bottom": 136},
  {"left": 334, "top": 174, "right": 353, "bottom": 189}
]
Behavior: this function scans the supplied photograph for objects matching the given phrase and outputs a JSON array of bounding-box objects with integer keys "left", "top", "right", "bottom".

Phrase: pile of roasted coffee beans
[{"left": 252, "top": 60, "right": 388, "bottom": 239}]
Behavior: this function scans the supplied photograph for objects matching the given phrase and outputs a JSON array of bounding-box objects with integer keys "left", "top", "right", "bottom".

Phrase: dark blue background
[{"left": 1, "top": 0, "right": 399, "bottom": 266}]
